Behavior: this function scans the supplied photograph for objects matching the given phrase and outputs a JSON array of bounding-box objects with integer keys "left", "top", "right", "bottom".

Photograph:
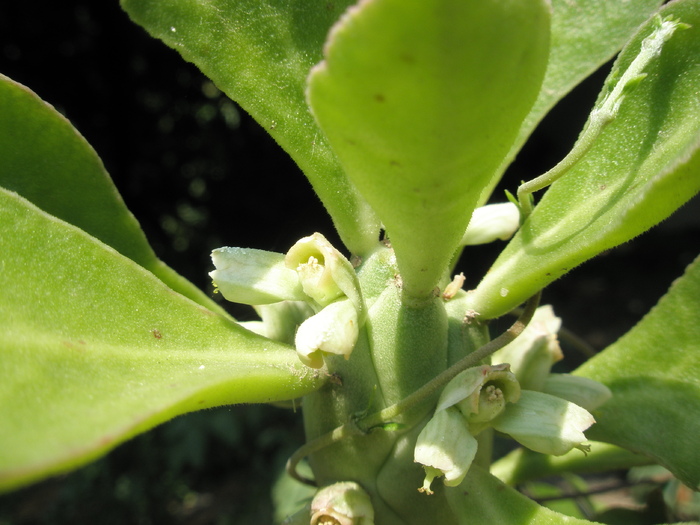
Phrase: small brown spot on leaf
[
  {"left": 152, "top": 329, "right": 162, "bottom": 339},
  {"left": 374, "top": 93, "right": 385, "bottom": 103}
]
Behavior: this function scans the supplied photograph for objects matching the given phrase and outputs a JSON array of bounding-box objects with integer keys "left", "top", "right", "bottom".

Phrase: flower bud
[
  {"left": 442, "top": 273, "right": 465, "bottom": 300},
  {"left": 491, "top": 390, "right": 595, "bottom": 456},
  {"left": 210, "top": 247, "right": 306, "bottom": 305},
  {"left": 460, "top": 202, "right": 520, "bottom": 246},
  {"left": 285, "top": 233, "right": 363, "bottom": 315},
  {"left": 295, "top": 298, "right": 359, "bottom": 368},
  {"left": 414, "top": 407, "right": 478, "bottom": 494},
  {"left": 490, "top": 305, "right": 563, "bottom": 391},
  {"left": 310, "top": 482, "right": 375, "bottom": 525},
  {"left": 543, "top": 374, "right": 612, "bottom": 411}
]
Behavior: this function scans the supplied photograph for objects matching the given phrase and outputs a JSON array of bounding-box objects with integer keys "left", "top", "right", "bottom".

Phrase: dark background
[{"left": 1, "top": 2, "right": 698, "bottom": 524}]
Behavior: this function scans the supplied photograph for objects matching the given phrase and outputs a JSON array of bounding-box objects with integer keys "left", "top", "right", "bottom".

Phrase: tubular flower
[
  {"left": 285, "top": 232, "right": 363, "bottom": 316},
  {"left": 295, "top": 298, "right": 359, "bottom": 368},
  {"left": 210, "top": 233, "right": 365, "bottom": 368},
  {"left": 414, "top": 407, "right": 478, "bottom": 494},
  {"left": 460, "top": 202, "right": 521, "bottom": 246},
  {"left": 414, "top": 363, "right": 599, "bottom": 493},
  {"left": 489, "top": 305, "right": 563, "bottom": 391},
  {"left": 209, "top": 247, "right": 306, "bottom": 305},
  {"left": 415, "top": 364, "right": 520, "bottom": 493},
  {"left": 437, "top": 364, "right": 521, "bottom": 434},
  {"left": 310, "top": 482, "right": 375, "bottom": 525}
]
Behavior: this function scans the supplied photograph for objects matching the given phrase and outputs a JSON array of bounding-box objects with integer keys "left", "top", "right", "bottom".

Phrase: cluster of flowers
[
  {"left": 210, "top": 232, "right": 364, "bottom": 368},
  {"left": 414, "top": 306, "right": 611, "bottom": 493},
  {"left": 210, "top": 203, "right": 521, "bottom": 370},
  {"left": 209, "top": 205, "right": 610, "bottom": 522}
]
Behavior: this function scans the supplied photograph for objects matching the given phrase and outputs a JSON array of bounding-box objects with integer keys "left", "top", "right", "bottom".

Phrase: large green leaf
[
  {"left": 478, "top": 0, "right": 665, "bottom": 205},
  {"left": 119, "top": 0, "right": 380, "bottom": 256},
  {"left": 0, "top": 73, "right": 227, "bottom": 317},
  {"left": 447, "top": 465, "right": 597, "bottom": 525},
  {"left": 307, "top": 0, "right": 550, "bottom": 299},
  {"left": 0, "top": 187, "right": 325, "bottom": 493},
  {"left": 468, "top": 0, "right": 700, "bottom": 319},
  {"left": 575, "top": 254, "right": 700, "bottom": 490},
  {"left": 519, "top": 0, "right": 665, "bottom": 146}
]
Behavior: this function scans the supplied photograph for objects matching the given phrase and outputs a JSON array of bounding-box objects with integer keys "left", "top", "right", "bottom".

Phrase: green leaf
[
  {"left": 469, "top": 0, "right": 700, "bottom": 318},
  {"left": 0, "top": 188, "right": 325, "bottom": 493},
  {"left": 574, "top": 254, "right": 700, "bottom": 490},
  {"left": 446, "top": 465, "right": 598, "bottom": 525},
  {"left": 478, "top": 0, "right": 665, "bottom": 204},
  {"left": 119, "top": 0, "right": 381, "bottom": 256},
  {"left": 0, "top": 73, "right": 227, "bottom": 317},
  {"left": 307, "top": 0, "right": 550, "bottom": 299}
]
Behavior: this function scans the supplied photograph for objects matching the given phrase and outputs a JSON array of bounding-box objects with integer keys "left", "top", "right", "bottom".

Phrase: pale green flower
[
  {"left": 310, "top": 482, "right": 375, "bottom": 525},
  {"left": 285, "top": 232, "right": 363, "bottom": 315},
  {"left": 211, "top": 233, "right": 365, "bottom": 367},
  {"left": 295, "top": 298, "right": 359, "bottom": 368},
  {"left": 415, "top": 365, "right": 519, "bottom": 493},
  {"left": 491, "top": 390, "right": 595, "bottom": 455},
  {"left": 460, "top": 202, "right": 520, "bottom": 246},
  {"left": 414, "top": 407, "right": 478, "bottom": 494},
  {"left": 489, "top": 305, "right": 563, "bottom": 391},
  {"left": 414, "top": 364, "right": 598, "bottom": 493}
]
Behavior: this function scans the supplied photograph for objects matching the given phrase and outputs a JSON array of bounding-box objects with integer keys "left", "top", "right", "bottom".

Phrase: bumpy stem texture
[{"left": 286, "top": 291, "right": 541, "bottom": 486}]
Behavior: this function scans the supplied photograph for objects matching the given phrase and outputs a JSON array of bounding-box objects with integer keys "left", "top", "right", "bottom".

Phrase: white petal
[
  {"left": 210, "top": 247, "right": 305, "bottom": 305},
  {"left": 414, "top": 408, "right": 478, "bottom": 490},
  {"left": 461, "top": 202, "right": 520, "bottom": 245},
  {"left": 311, "top": 481, "right": 375, "bottom": 525},
  {"left": 490, "top": 305, "right": 563, "bottom": 390},
  {"left": 492, "top": 390, "right": 595, "bottom": 456},
  {"left": 295, "top": 299, "right": 359, "bottom": 368}
]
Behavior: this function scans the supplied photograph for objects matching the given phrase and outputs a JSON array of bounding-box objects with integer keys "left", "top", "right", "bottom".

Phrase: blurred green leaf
[
  {"left": 447, "top": 465, "right": 598, "bottom": 524},
  {"left": 0, "top": 73, "right": 227, "bottom": 316},
  {"left": 469, "top": 0, "right": 700, "bottom": 318},
  {"left": 0, "top": 188, "right": 325, "bottom": 493},
  {"left": 307, "top": 0, "right": 550, "bottom": 298},
  {"left": 491, "top": 442, "right": 653, "bottom": 487},
  {"left": 575, "top": 254, "right": 700, "bottom": 490},
  {"left": 119, "top": 0, "right": 381, "bottom": 256}
]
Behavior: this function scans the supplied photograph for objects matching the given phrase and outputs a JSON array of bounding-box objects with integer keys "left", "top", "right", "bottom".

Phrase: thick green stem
[
  {"left": 357, "top": 291, "right": 540, "bottom": 432},
  {"left": 286, "top": 292, "right": 541, "bottom": 486}
]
